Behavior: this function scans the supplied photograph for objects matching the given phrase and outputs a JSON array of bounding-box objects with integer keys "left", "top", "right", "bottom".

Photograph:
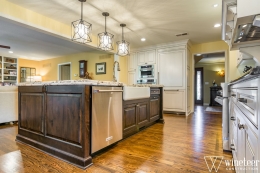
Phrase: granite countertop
[
  {"left": 18, "top": 80, "right": 164, "bottom": 87},
  {"left": 18, "top": 79, "right": 124, "bottom": 86}
]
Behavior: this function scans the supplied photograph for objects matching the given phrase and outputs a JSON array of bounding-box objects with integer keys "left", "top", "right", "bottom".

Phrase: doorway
[
  {"left": 193, "top": 52, "right": 226, "bottom": 109},
  {"left": 195, "top": 67, "right": 203, "bottom": 105},
  {"left": 58, "top": 62, "right": 71, "bottom": 80}
]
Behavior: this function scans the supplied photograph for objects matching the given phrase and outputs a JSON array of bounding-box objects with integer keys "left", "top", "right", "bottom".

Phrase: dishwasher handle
[{"left": 93, "top": 90, "right": 123, "bottom": 93}]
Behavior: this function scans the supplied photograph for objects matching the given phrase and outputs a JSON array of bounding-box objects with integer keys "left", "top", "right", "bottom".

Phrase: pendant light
[
  {"left": 71, "top": 0, "right": 92, "bottom": 44},
  {"left": 97, "top": 12, "right": 114, "bottom": 51},
  {"left": 116, "top": 24, "right": 130, "bottom": 56}
]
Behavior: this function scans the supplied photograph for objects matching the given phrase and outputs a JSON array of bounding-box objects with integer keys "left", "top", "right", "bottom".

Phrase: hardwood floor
[{"left": 0, "top": 105, "right": 234, "bottom": 173}]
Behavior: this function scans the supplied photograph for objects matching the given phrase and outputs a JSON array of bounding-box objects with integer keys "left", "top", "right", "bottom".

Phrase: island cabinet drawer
[
  {"left": 18, "top": 86, "right": 44, "bottom": 93},
  {"left": 150, "top": 89, "right": 160, "bottom": 95},
  {"left": 236, "top": 89, "right": 258, "bottom": 127},
  {"left": 46, "top": 85, "right": 85, "bottom": 93}
]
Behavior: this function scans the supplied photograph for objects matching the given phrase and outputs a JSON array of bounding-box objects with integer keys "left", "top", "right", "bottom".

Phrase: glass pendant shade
[
  {"left": 71, "top": 0, "right": 92, "bottom": 44},
  {"left": 116, "top": 40, "right": 130, "bottom": 56},
  {"left": 72, "top": 19, "right": 92, "bottom": 43},
  {"left": 97, "top": 12, "right": 114, "bottom": 51},
  {"left": 98, "top": 32, "right": 114, "bottom": 50},
  {"left": 117, "top": 24, "right": 130, "bottom": 56}
]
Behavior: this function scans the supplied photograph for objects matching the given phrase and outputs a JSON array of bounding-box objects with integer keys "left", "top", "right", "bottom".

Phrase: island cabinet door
[
  {"left": 123, "top": 103, "right": 138, "bottom": 138},
  {"left": 150, "top": 96, "right": 160, "bottom": 122},
  {"left": 45, "top": 85, "right": 86, "bottom": 149},
  {"left": 19, "top": 86, "right": 45, "bottom": 134},
  {"left": 136, "top": 100, "right": 149, "bottom": 128}
]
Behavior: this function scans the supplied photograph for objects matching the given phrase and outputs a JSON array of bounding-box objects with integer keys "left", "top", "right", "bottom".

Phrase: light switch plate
[
  {"left": 74, "top": 74, "right": 78, "bottom": 77},
  {"left": 205, "top": 82, "right": 209, "bottom": 85}
]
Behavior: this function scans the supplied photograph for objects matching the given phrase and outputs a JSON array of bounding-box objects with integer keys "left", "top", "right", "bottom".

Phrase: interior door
[{"left": 195, "top": 67, "right": 203, "bottom": 105}]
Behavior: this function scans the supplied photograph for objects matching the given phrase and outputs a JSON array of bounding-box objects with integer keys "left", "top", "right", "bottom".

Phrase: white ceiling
[{"left": 2, "top": 0, "right": 223, "bottom": 60}]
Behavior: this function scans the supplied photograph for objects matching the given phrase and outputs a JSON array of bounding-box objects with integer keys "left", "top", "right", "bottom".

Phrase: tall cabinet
[
  {"left": 0, "top": 56, "right": 18, "bottom": 85},
  {"left": 128, "top": 40, "right": 192, "bottom": 115},
  {"left": 157, "top": 41, "right": 192, "bottom": 115}
]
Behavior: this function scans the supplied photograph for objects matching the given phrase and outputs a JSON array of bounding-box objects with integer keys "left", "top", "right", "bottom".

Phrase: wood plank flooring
[{"left": 0, "top": 106, "right": 234, "bottom": 173}]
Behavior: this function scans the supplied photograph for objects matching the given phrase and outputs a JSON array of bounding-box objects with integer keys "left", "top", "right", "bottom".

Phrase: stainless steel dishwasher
[{"left": 91, "top": 86, "right": 123, "bottom": 154}]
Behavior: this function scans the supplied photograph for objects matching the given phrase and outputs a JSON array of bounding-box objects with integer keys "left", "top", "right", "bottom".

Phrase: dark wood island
[{"left": 16, "top": 82, "right": 164, "bottom": 169}]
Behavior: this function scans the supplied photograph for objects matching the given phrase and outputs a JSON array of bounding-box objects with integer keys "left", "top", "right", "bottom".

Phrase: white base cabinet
[
  {"left": 163, "top": 89, "right": 185, "bottom": 112},
  {"left": 229, "top": 78, "right": 259, "bottom": 173}
]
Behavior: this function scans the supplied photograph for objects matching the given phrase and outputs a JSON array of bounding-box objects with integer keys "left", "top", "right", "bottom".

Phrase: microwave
[{"left": 138, "top": 65, "right": 154, "bottom": 78}]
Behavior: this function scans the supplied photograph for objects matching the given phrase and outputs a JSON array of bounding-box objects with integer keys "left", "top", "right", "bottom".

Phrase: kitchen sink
[{"left": 123, "top": 86, "right": 150, "bottom": 101}]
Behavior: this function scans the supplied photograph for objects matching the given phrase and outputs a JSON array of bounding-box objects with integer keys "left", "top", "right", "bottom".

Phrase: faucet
[{"left": 113, "top": 61, "right": 120, "bottom": 82}]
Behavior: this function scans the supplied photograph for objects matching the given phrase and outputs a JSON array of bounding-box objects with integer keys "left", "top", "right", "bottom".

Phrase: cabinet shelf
[{"left": 4, "top": 62, "right": 17, "bottom": 64}]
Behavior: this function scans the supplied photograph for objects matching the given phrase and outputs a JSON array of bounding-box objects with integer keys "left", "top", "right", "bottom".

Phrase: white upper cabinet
[
  {"left": 158, "top": 49, "right": 185, "bottom": 89},
  {"left": 128, "top": 53, "right": 137, "bottom": 71},
  {"left": 137, "top": 50, "right": 156, "bottom": 65}
]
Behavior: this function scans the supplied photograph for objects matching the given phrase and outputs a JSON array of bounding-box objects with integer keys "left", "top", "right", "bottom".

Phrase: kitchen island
[{"left": 16, "top": 80, "right": 163, "bottom": 169}]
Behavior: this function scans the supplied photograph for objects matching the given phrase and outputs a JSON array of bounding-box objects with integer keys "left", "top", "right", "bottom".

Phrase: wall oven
[{"left": 138, "top": 65, "right": 154, "bottom": 78}]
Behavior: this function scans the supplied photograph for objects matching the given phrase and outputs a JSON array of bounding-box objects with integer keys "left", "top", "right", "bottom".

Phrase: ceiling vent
[{"left": 176, "top": 33, "right": 188, "bottom": 37}]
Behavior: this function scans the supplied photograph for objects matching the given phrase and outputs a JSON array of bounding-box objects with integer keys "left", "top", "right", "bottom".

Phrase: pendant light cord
[
  {"left": 105, "top": 16, "right": 107, "bottom": 33},
  {"left": 122, "top": 26, "right": 124, "bottom": 41},
  {"left": 81, "top": 1, "right": 83, "bottom": 20}
]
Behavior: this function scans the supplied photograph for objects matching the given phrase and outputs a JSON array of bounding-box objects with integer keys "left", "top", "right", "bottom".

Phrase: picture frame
[{"left": 96, "top": 62, "right": 106, "bottom": 75}]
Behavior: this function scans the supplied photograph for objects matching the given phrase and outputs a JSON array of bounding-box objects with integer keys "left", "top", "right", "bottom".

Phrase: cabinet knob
[
  {"left": 238, "top": 123, "right": 245, "bottom": 130},
  {"left": 230, "top": 117, "right": 236, "bottom": 121}
]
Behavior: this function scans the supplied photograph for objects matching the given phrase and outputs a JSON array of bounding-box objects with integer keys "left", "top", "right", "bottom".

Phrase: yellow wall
[
  {"left": 191, "top": 41, "right": 229, "bottom": 54},
  {"left": 18, "top": 52, "right": 130, "bottom": 83},
  {"left": 195, "top": 63, "right": 225, "bottom": 104},
  {"left": 39, "top": 52, "right": 114, "bottom": 81}
]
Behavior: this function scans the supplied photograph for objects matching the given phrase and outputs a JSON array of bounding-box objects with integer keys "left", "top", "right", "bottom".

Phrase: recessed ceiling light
[
  {"left": 213, "top": 4, "right": 218, "bottom": 7},
  {"left": 242, "top": 24, "right": 247, "bottom": 28},
  {"left": 214, "top": 24, "right": 221, "bottom": 27},
  {"left": 8, "top": 51, "right": 13, "bottom": 54},
  {"left": 196, "top": 54, "right": 202, "bottom": 56},
  {"left": 141, "top": 38, "right": 146, "bottom": 41},
  {"left": 238, "top": 36, "right": 242, "bottom": 39}
]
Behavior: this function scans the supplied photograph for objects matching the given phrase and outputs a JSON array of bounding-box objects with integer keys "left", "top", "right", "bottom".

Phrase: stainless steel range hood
[{"left": 222, "top": 0, "right": 260, "bottom": 50}]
